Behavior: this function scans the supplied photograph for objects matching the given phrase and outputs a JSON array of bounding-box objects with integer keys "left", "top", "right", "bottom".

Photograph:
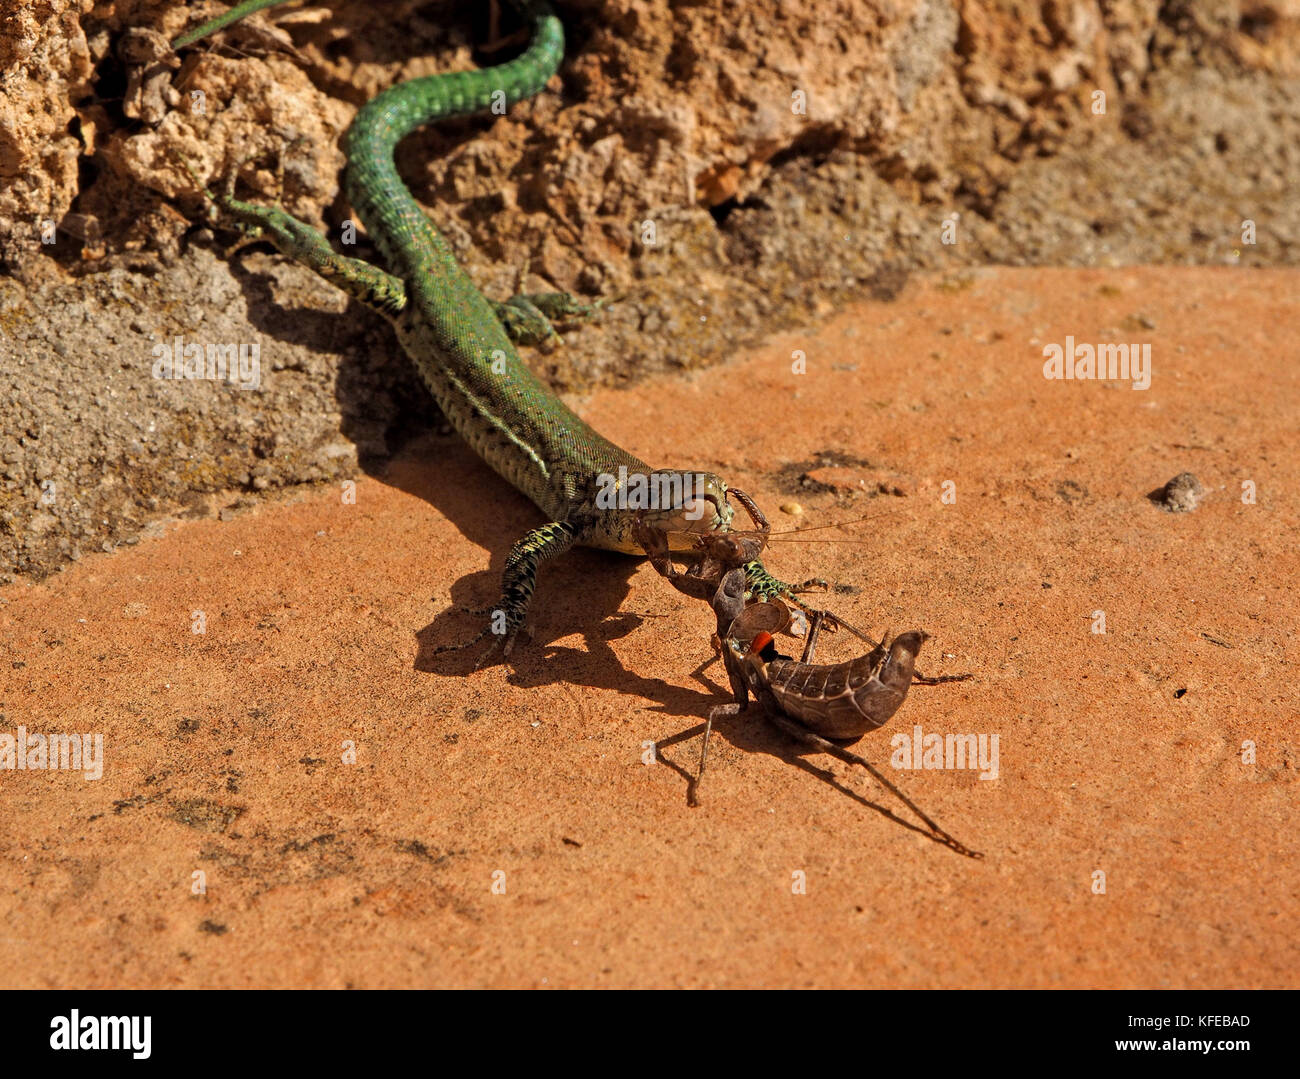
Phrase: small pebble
[{"left": 1150, "top": 471, "right": 1204, "bottom": 513}]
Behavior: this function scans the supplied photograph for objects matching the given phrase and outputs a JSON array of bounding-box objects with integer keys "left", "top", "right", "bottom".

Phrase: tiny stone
[{"left": 1150, "top": 471, "right": 1205, "bottom": 513}]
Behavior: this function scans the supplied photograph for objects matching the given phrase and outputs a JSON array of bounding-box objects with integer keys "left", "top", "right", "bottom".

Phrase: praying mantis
[{"left": 633, "top": 491, "right": 979, "bottom": 857}]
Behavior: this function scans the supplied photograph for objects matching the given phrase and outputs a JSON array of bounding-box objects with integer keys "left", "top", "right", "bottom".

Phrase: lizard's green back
[
  {"left": 341, "top": 6, "right": 647, "bottom": 523},
  {"left": 171, "top": 1, "right": 801, "bottom": 653}
]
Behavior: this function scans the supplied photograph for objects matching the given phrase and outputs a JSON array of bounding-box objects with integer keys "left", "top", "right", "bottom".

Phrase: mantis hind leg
[{"left": 762, "top": 711, "right": 982, "bottom": 859}]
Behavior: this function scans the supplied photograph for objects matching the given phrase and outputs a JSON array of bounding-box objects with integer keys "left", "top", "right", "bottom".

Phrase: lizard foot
[
  {"left": 432, "top": 607, "right": 533, "bottom": 668},
  {"left": 467, "top": 624, "right": 533, "bottom": 670},
  {"left": 492, "top": 290, "right": 613, "bottom": 351}
]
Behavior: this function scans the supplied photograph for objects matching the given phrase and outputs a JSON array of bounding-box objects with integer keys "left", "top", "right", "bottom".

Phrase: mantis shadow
[{"left": 649, "top": 677, "right": 984, "bottom": 860}]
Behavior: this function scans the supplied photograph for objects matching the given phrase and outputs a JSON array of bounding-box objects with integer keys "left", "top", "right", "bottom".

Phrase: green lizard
[{"left": 169, "top": 0, "right": 812, "bottom": 658}]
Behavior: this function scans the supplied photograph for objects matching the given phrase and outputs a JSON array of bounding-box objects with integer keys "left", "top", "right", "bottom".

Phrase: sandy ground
[{"left": 1, "top": 266, "right": 1295, "bottom": 988}]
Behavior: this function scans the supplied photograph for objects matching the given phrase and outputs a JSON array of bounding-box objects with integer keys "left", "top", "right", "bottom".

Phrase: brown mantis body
[
  {"left": 737, "top": 614, "right": 929, "bottom": 741},
  {"left": 634, "top": 491, "right": 978, "bottom": 857}
]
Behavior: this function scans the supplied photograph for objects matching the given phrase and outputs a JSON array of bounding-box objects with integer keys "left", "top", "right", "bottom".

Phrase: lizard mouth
[
  {"left": 700, "top": 492, "right": 730, "bottom": 531},
  {"left": 635, "top": 470, "right": 734, "bottom": 544},
  {"left": 657, "top": 494, "right": 725, "bottom": 537}
]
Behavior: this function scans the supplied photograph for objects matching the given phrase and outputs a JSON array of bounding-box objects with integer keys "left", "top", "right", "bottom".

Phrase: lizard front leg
[
  {"left": 213, "top": 195, "right": 409, "bottom": 320},
  {"left": 437, "top": 519, "right": 581, "bottom": 662}
]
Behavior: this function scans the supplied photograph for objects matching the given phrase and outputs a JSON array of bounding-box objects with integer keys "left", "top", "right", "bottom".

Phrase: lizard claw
[
  {"left": 470, "top": 636, "right": 503, "bottom": 671},
  {"left": 432, "top": 627, "right": 490, "bottom": 657},
  {"left": 434, "top": 605, "right": 531, "bottom": 667},
  {"left": 469, "top": 623, "right": 533, "bottom": 670}
]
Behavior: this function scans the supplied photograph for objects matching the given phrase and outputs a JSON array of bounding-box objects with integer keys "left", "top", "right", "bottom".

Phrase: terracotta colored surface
[{"left": 1, "top": 267, "right": 1295, "bottom": 988}]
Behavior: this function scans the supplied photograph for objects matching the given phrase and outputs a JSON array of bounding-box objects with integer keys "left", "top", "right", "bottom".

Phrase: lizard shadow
[
  {"left": 367, "top": 431, "right": 712, "bottom": 714},
  {"left": 215, "top": 251, "right": 443, "bottom": 459}
]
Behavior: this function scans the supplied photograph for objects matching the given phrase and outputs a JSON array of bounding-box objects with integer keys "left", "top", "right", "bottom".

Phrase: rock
[{"left": 1149, "top": 471, "right": 1205, "bottom": 512}]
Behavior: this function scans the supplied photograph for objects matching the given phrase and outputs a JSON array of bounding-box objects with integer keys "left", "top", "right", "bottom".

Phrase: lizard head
[{"left": 636, "top": 470, "right": 734, "bottom": 550}]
